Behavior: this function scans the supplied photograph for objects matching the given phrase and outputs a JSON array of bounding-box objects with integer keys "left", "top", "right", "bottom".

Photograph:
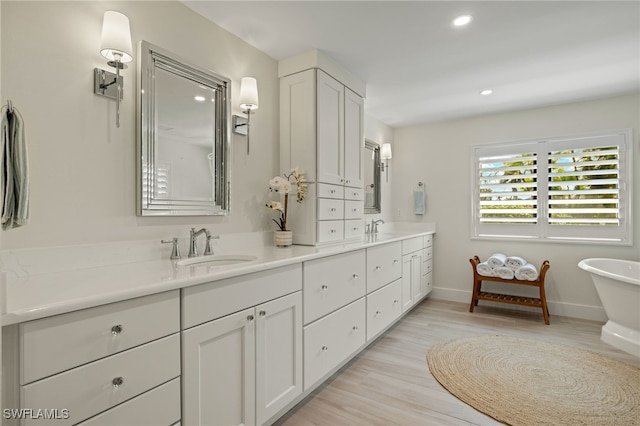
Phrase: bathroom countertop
[{"left": 1, "top": 229, "right": 434, "bottom": 326}]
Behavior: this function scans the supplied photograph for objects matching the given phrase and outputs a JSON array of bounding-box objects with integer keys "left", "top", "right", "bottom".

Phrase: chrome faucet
[
  {"left": 371, "top": 219, "right": 385, "bottom": 234},
  {"left": 188, "top": 228, "right": 219, "bottom": 258},
  {"left": 161, "top": 237, "right": 181, "bottom": 260}
]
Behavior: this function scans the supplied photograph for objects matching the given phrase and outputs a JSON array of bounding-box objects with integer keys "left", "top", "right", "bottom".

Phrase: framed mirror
[
  {"left": 137, "top": 41, "right": 231, "bottom": 216},
  {"left": 364, "top": 140, "right": 381, "bottom": 214}
]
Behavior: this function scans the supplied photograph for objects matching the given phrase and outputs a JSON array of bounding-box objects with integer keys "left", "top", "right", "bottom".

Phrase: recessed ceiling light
[
  {"left": 194, "top": 95, "right": 206, "bottom": 102},
  {"left": 453, "top": 15, "right": 473, "bottom": 27},
  {"left": 480, "top": 89, "right": 493, "bottom": 96}
]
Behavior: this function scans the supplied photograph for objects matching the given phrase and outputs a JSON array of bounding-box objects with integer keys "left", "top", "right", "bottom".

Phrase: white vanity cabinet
[
  {"left": 4, "top": 290, "right": 181, "bottom": 426},
  {"left": 280, "top": 66, "right": 365, "bottom": 245},
  {"left": 181, "top": 265, "right": 303, "bottom": 426}
]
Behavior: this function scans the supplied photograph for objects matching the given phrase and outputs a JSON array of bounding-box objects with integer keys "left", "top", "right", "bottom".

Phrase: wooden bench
[{"left": 469, "top": 256, "right": 551, "bottom": 324}]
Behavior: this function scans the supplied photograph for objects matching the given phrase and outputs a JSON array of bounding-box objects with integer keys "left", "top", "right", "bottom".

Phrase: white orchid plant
[{"left": 266, "top": 167, "right": 308, "bottom": 231}]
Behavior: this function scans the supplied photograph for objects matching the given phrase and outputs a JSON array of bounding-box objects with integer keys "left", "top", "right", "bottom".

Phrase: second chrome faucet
[{"left": 188, "top": 228, "right": 219, "bottom": 258}]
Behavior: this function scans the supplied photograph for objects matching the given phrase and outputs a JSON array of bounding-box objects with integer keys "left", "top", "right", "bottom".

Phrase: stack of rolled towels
[{"left": 476, "top": 253, "right": 539, "bottom": 281}]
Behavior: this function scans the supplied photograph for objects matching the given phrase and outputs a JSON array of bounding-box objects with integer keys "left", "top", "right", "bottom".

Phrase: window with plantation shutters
[{"left": 471, "top": 130, "right": 632, "bottom": 245}]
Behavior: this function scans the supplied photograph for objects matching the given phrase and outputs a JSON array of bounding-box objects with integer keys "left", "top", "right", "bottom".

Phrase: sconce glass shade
[
  {"left": 239, "top": 77, "right": 259, "bottom": 111},
  {"left": 381, "top": 143, "right": 393, "bottom": 159},
  {"left": 100, "top": 11, "right": 133, "bottom": 63}
]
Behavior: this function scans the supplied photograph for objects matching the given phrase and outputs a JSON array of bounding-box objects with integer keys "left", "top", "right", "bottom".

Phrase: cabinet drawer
[
  {"left": 22, "top": 334, "right": 180, "bottom": 426},
  {"left": 424, "top": 234, "right": 433, "bottom": 248},
  {"left": 423, "top": 272, "right": 433, "bottom": 296},
  {"left": 317, "top": 198, "right": 344, "bottom": 220},
  {"left": 77, "top": 378, "right": 181, "bottom": 426},
  {"left": 303, "top": 250, "right": 366, "bottom": 324},
  {"left": 422, "top": 258, "right": 433, "bottom": 275},
  {"left": 422, "top": 246, "right": 433, "bottom": 261},
  {"left": 182, "top": 264, "right": 302, "bottom": 329},
  {"left": 344, "top": 187, "right": 364, "bottom": 200},
  {"left": 303, "top": 298, "right": 365, "bottom": 390},
  {"left": 317, "top": 183, "right": 343, "bottom": 199},
  {"left": 20, "top": 290, "right": 179, "bottom": 385},
  {"left": 344, "top": 219, "right": 365, "bottom": 239},
  {"left": 366, "top": 279, "right": 402, "bottom": 341},
  {"left": 344, "top": 200, "right": 364, "bottom": 219},
  {"left": 316, "top": 220, "right": 344, "bottom": 243},
  {"left": 402, "top": 237, "right": 423, "bottom": 255},
  {"left": 366, "top": 242, "right": 402, "bottom": 293}
]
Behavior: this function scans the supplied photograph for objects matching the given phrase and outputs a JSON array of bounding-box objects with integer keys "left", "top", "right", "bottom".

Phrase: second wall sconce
[
  {"left": 381, "top": 143, "right": 392, "bottom": 182},
  {"left": 233, "top": 77, "right": 259, "bottom": 155},
  {"left": 94, "top": 11, "right": 133, "bottom": 128}
]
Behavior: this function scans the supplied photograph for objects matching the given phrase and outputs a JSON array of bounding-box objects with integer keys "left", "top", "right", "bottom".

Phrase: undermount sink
[{"left": 177, "top": 254, "right": 257, "bottom": 268}]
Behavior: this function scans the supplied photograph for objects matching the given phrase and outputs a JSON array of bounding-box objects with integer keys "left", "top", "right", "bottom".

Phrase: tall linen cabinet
[{"left": 280, "top": 56, "right": 366, "bottom": 245}]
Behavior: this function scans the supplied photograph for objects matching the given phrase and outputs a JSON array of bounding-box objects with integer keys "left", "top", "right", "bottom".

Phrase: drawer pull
[
  {"left": 393, "top": 259, "right": 399, "bottom": 264},
  {"left": 352, "top": 208, "right": 358, "bottom": 212},
  {"left": 330, "top": 189, "right": 336, "bottom": 194},
  {"left": 247, "top": 314, "right": 254, "bottom": 321},
  {"left": 352, "top": 326, "right": 359, "bottom": 332},
  {"left": 112, "top": 377, "right": 124, "bottom": 389},
  {"left": 353, "top": 192, "right": 358, "bottom": 197},
  {"left": 375, "top": 266, "right": 381, "bottom": 271},
  {"left": 375, "top": 310, "right": 382, "bottom": 315},
  {"left": 111, "top": 325, "right": 124, "bottom": 336},
  {"left": 321, "top": 284, "right": 329, "bottom": 290},
  {"left": 330, "top": 229, "right": 337, "bottom": 234},
  {"left": 330, "top": 208, "right": 336, "bottom": 212},
  {"left": 393, "top": 299, "right": 399, "bottom": 304},
  {"left": 322, "top": 346, "right": 329, "bottom": 352},
  {"left": 353, "top": 227, "right": 358, "bottom": 231},
  {"left": 352, "top": 274, "right": 359, "bottom": 279},
  {"left": 259, "top": 310, "right": 266, "bottom": 316}
]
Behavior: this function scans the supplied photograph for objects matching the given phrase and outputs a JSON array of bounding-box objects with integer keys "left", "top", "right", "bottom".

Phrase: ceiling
[{"left": 181, "top": 1, "right": 640, "bottom": 128}]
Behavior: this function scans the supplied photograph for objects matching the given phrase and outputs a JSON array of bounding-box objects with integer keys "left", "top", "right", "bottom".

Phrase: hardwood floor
[{"left": 275, "top": 298, "right": 639, "bottom": 426}]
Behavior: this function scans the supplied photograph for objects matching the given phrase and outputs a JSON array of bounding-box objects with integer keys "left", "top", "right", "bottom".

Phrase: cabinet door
[
  {"left": 256, "top": 292, "right": 303, "bottom": 425},
  {"left": 401, "top": 252, "right": 422, "bottom": 312},
  {"left": 182, "top": 308, "right": 256, "bottom": 426},
  {"left": 344, "top": 88, "right": 364, "bottom": 189},
  {"left": 317, "top": 70, "right": 344, "bottom": 186}
]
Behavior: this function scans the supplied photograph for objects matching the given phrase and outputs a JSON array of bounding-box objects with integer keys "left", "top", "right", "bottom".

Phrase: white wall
[
  {"left": 0, "top": 0, "right": 280, "bottom": 249},
  {"left": 364, "top": 114, "right": 394, "bottom": 223},
  {"left": 392, "top": 94, "right": 640, "bottom": 320}
]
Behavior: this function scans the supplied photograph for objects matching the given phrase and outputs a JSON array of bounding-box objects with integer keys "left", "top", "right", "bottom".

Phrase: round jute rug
[{"left": 427, "top": 335, "right": 640, "bottom": 425}]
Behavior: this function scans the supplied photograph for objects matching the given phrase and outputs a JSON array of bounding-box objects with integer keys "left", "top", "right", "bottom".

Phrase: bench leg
[
  {"left": 540, "top": 285, "right": 550, "bottom": 325},
  {"left": 469, "top": 279, "right": 481, "bottom": 312}
]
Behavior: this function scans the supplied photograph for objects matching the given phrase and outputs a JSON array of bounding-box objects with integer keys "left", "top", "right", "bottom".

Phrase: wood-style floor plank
[{"left": 275, "top": 298, "right": 639, "bottom": 426}]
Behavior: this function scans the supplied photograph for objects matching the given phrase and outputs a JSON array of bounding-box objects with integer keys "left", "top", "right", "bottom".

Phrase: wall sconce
[
  {"left": 94, "top": 11, "right": 133, "bottom": 128},
  {"left": 233, "top": 77, "right": 259, "bottom": 155},
  {"left": 381, "top": 143, "right": 392, "bottom": 182}
]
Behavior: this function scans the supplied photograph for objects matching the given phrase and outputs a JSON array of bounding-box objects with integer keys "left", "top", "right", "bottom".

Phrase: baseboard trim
[{"left": 431, "top": 287, "right": 606, "bottom": 322}]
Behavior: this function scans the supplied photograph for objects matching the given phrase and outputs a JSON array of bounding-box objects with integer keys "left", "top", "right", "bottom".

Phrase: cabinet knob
[
  {"left": 353, "top": 192, "right": 358, "bottom": 197},
  {"left": 353, "top": 227, "right": 358, "bottom": 231},
  {"left": 352, "top": 326, "right": 359, "bottom": 332},
  {"left": 112, "top": 377, "right": 124, "bottom": 389},
  {"left": 259, "top": 310, "right": 266, "bottom": 316},
  {"left": 321, "top": 284, "right": 329, "bottom": 290},
  {"left": 247, "top": 315, "right": 254, "bottom": 321},
  {"left": 393, "top": 259, "right": 399, "bottom": 264},
  {"left": 330, "top": 229, "right": 337, "bottom": 234},
  {"left": 111, "top": 325, "right": 123, "bottom": 336},
  {"left": 322, "top": 346, "right": 329, "bottom": 352},
  {"left": 375, "top": 266, "right": 381, "bottom": 271},
  {"left": 393, "top": 299, "right": 399, "bottom": 304},
  {"left": 352, "top": 273, "right": 359, "bottom": 279},
  {"left": 330, "top": 208, "right": 336, "bottom": 212},
  {"left": 330, "top": 189, "right": 336, "bottom": 194},
  {"left": 375, "top": 310, "right": 382, "bottom": 315}
]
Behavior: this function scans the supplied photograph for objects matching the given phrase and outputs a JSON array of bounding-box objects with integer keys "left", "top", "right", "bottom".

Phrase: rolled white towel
[
  {"left": 476, "top": 262, "right": 494, "bottom": 277},
  {"left": 494, "top": 266, "right": 515, "bottom": 280},
  {"left": 487, "top": 253, "right": 507, "bottom": 268},
  {"left": 506, "top": 255, "right": 527, "bottom": 270},
  {"left": 515, "top": 263, "right": 539, "bottom": 281}
]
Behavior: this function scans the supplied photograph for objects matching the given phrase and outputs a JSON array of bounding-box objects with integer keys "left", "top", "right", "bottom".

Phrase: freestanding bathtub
[{"left": 578, "top": 258, "right": 640, "bottom": 357}]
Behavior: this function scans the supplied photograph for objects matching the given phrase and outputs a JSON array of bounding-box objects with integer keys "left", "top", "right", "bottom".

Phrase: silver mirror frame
[
  {"left": 364, "top": 139, "right": 382, "bottom": 214},
  {"left": 136, "top": 41, "right": 231, "bottom": 216}
]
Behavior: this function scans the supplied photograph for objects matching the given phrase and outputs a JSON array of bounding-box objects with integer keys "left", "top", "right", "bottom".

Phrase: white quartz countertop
[{"left": 1, "top": 229, "right": 434, "bottom": 326}]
